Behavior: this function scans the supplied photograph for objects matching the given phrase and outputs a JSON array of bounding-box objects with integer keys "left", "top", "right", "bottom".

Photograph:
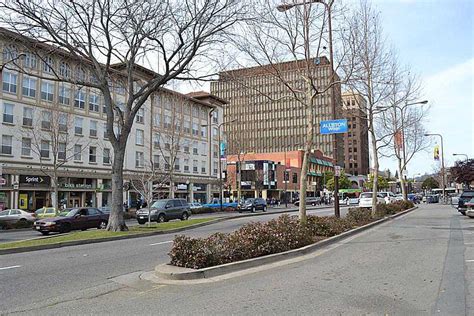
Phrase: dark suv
[
  {"left": 238, "top": 198, "right": 267, "bottom": 213},
  {"left": 136, "top": 199, "right": 191, "bottom": 224},
  {"left": 458, "top": 190, "right": 474, "bottom": 215}
]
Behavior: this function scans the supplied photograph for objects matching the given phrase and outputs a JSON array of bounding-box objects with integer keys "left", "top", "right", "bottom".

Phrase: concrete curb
[
  {"left": 155, "top": 206, "right": 418, "bottom": 280},
  {"left": 0, "top": 218, "right": 227, "bottom": 255}
]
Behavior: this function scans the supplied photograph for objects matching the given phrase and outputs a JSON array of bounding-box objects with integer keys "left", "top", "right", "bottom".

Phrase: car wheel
[
  {"left": 19, "top": 218, "right": 27, "bottom": 223},
  {"left": 181, "top": 212, "right": 189, "bottom": 221},
  {"left": 157, "top": 214, "right": 166, "bottom": 223},
  {"left": 40, "top": 231, "right": 50, "bottom": 236},
  {"left": 251, "top": 207, "right": 255, "bottom": 213},
  {"left": 263, "top": 206, "right": 267, "bottom": 212},
  {"left": 98, "top": 220, "right": 107, "bottom": 230}
]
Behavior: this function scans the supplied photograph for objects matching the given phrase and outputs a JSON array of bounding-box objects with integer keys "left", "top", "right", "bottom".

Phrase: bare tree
[
  {"left": 0, "top": 0, "right": 249, "bottom": 230},
  {"left": 378, "top": 67, "right": 429, "bottom": 200},
  {"left": 340, "top": 0, "right": 394, "bottom": 215},
  {"left": 20, "top": 103, "right": 91, "bottom": 210},
  {"left": 219, "top": 0, "right": 351, "bottom": 223}
]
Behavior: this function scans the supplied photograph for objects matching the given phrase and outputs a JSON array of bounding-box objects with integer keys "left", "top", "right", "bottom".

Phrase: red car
[{"left": 34, "top": 207, "right": 108, "bottom": 235}]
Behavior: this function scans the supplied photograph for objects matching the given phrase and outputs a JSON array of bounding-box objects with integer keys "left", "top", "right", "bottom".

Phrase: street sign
[
  {"left": 334, "top": 166, "right": 342, "bottom": 177},
  {"left": 320, "top": 119, "right": 348, "bottom": 134}
]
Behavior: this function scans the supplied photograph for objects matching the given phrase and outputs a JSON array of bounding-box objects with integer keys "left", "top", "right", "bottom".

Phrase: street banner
[
  {"left": 285, "top": 158, "right": 291, "bottom": 171},
  {"left": 220, "top": 142, "right": 226, "bottom": 160},
  {"left": 434, "top": 145, "right": 440, "bottom": 161},
  {"left": 320, "top": 119, "right": 348, "bottom": 134},
  {"left": 394, "top": 130, "right": 403, "bottom": 153}
]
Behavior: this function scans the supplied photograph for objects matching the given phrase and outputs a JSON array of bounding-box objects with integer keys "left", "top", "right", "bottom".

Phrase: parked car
[
  {"left": 136, "top": 199, "right": 191, "bottom": 224},
  {"left": 34, "top": 207, "right": 108, "bottom": 235},
  {"left": 34, "top": 207, "right": 60, "bottom": 219},
  {"left": 358, "top": 192, "right": 385, "bottom": 208},
  {"left": 0, "top": 209, "right": 36, "bottom": 227},
  {"left": 347, "top": 197, "right": 360, "bottom": 206},
  {"left": 394, "top": 194, "right": 404, "bottom": 202},
  {"left": 238, "top": 198, "right": 267, "bottom": 213},
  {"left": 188, "top": 202, "right": 203, "bottom": 210},
  {"left": 202, "top": 198, "right": 238, "bottom": 209},
  {"left": 407, "top": 194, "right": 421, "bottom": 204},
  {"left": 426, "top": 195, "right": 439, "bottom": 204},
  {"left": 458, "top": 190, "right": 474, "bottom": 215},
  {"left": 378, "top": 192, "right": 395, "bottom": 204},
  {"left": 464, "top": 198, "right": 474, "bottom": 218},
  {"left": 294, "top": 197, "right": 321, "bottom": 207}
]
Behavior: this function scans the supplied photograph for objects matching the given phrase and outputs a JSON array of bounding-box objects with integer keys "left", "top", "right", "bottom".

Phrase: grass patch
[{"left": 0, "top": 218, "right": 214, "bottom": 251}]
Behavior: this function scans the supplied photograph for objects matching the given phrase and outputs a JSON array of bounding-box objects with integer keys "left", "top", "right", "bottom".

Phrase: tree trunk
[
  {"left": 397, "top": 156, "right": 407, "bottom": 200},
  {"left": 107, "top": 146, "right": 128, "bottom": 231},
  {"left": 299, "top": 149, "right": 309, "bottom": 224},
  {"left": 370, "top": 129, "right": 379, "bottom": 217}
]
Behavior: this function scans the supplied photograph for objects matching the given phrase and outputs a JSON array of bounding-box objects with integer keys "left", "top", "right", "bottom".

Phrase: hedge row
[
  {"left": 190, "top": 207, "right": 236, "bottom": 215},
  {"left": 169, "top": 200, "right": 414, "bottom": 269}
]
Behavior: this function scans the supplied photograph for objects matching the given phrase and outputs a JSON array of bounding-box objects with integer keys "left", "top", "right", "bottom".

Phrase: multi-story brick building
[
  {"left": 0, "top": 28, "right": 222, "bottom": 211},
  {"left": 341, "top": 92, "right": 369, "bottom": 177},
  {"left": 210, "top": 57, "right": 344, "bottom": 166}
]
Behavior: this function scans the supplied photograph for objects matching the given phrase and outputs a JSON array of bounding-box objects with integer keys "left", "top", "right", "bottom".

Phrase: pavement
[{"left": 2, "top": 204, "right": 471, "bottom": 315}]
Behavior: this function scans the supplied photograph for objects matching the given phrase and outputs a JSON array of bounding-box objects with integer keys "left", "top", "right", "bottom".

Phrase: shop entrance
[{"left": 35, "top": 192, "right": 47, "bottom": 209}]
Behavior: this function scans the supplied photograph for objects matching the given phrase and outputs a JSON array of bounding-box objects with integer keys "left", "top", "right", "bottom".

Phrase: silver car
[{"left": 0, "top": 209, "right": 36, "bottom": 226}]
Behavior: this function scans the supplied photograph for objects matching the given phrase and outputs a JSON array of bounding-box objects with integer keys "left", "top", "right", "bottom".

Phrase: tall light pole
[
  {"left": 277, "top": 0, "right": 339, "bottom": 217},
  {"left": 377, "top": 100, "right": 428, "bottom": 200},
  {"left": 202, "top": 119, "right": 236, "bottom": 212},
  {"left": 424, "top": 133, "right": 446, "bottom": 203}
]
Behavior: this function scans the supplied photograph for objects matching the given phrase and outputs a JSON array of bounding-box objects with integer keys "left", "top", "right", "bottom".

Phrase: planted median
[
  {"left": 0, "top": 218, "right": 214, "bottom": 251},
  {"left": 168, "top": 201, "right": 415, "bottom": 269}
]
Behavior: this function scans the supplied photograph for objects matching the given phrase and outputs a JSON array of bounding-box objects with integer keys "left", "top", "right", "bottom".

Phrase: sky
[{"left": 371, "top": 0, "right": 473, "bottom": 177}]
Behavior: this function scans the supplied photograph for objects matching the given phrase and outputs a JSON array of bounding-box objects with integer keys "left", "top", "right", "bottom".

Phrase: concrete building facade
[{"left": 0, "top": 28, "right": 222, "bottom": 211}]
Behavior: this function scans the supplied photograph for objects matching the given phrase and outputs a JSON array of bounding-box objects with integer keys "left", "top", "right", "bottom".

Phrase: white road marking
[
  {"left": 149, "top": 240, "right": 173, "bottom": 246},
  {"left": 0, "top": 265, "right": 21, "bottom": 271},
  {"left": 465, "top": 260, "right": 474, "bottom": 262}
]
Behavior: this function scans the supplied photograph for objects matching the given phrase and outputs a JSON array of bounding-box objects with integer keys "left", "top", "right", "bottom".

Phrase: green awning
[
  {"left": 309, "top": 157, "right": 318, "bottom": 164},
  {"left": 307, "top": 171, "right": 323, "bottom": 177}
]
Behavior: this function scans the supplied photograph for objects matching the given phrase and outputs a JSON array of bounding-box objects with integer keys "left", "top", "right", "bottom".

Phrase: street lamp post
[
  {"left": 453, "top": 153, "right": 468, "bottom": 161},
  {"left": 202, "top": 119, "right": 236, "bottom": 212},
  {"left": 424, "top": 133, "right": 446, "bottom": 203},
  {"left": 277, "top": 0, "right": 340, "bottom": 217}
]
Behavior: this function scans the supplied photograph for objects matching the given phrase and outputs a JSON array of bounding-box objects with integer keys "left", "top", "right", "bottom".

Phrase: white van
[{"left": 358, "top": 192, "right": 385, "bottom": 208}]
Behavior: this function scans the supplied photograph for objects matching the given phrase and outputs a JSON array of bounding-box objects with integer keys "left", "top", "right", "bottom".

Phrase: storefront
[
  {"left": 193, "top": 183, "right": 208, "bottom": 203},
  {"left": 18, "top": 175, "right": 52, "bottom": 211}
]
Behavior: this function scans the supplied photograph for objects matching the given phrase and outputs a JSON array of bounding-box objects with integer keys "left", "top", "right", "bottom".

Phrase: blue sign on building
[
  {"left": 320, "top": 119, "right": 348, "bottom": 134},
  {"left": 220, "top": 142, "right": 226, "bottom": 160}
]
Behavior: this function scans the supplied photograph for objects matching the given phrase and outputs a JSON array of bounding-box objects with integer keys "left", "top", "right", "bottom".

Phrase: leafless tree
[
  {"left": 340, "top": 0, "right": 394, "bottom": 215},
  {"left": 378, "top": 67, "right": 430, "bottom": 200},
  {"left": 20, "top": 104, "right": 92, "bottom": 211},
  {"left": 0, "top": 0, "right": 249, "bottom": 230},
  {"left": 219, "top": 0, "right": 352, "bottom": 223}
]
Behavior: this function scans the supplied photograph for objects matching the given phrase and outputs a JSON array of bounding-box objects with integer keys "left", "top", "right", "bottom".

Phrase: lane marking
[
  {"left": 149, "top": 240, "right": 173, "bottom": 246},
  {"left": 0, "top": 265, "right": 21, "bottom": 271},
  {"left": 465, "top": 260, "right": 474, "bottom": 262}
]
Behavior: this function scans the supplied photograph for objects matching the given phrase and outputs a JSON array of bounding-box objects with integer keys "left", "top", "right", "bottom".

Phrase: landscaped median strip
[
  {"left": 153, "top": 206, "right": 418, "bottom": 282},
  {"left": 0, "top": 218, "right": 218, "bottom": 255}
]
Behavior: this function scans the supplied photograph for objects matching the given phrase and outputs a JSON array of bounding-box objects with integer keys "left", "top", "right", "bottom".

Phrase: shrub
[
  {"left": 392, "top": 200, "right": 414, "bottom": 210},
  {"left": 306, "top": 216, "right": 353, "bottom": 237},
  {"left": 346, "top": 207, "right": 373, "bottom": 225},
  {"left": 190, "top": 207, "right": 236, "bottom": 215}
]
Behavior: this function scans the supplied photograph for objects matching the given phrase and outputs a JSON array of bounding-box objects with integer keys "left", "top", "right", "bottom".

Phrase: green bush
[
  {"left": 306, "top": 216, "right": 354, "bottom": 237},
  {"left": 191, "top": 207, "right": 236, "bottom": 215},
  {"left": 346, "top": 208, "right": 373, "bottom": 225},
  {"left": 392, "top": 200, "right": 414, "bottom": 210}
]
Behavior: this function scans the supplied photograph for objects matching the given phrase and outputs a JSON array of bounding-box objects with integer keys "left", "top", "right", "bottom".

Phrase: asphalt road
[
  {"left": 3, "top": 204, "right": 469, "bottom": 315},
  {"left": 0, "top": 204, "right": 339, "bottom": 243},
  {"left": 0, "top": 206, "right": 343, "bottom": 314}
]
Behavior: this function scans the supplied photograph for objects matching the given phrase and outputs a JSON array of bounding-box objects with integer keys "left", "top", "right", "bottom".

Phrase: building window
[
  {"left": 136, "top": 129, "right": 144, "bottom": 145},
  {"left": 41, "top": 81, "right": 54, "bottom": 102},
  {"left": 183, "top": 144, "right": 190, "bottom": 154},
  {"left": 1, "top": 135, "right": 12, "bottom": 155},
  {"left": 40, "top": 140, "right": 50, "bottom": 158},
  {"left": 2, "top": 103, "right": 14, "bottom": 124},
  {"left": 58, "top": 84, "right": 70, "bottom": 105},
  {"left": 22, "top": 76, "right": 36, "bottom": 98},
  {"left": 23, "top": 107, "right": 33, "bottom": 127},
  {"left": 103, "top": 122, "right": 108, "bottom": 139},
  {"left": 135, "top": 151, "right": 144, "bottom": 168},
  {"left": 2, "top": 71, "right": 17, "bottom": 93},
  {"left": 192, "top": 122, "right": 199, "bottom": 136},
  {"left": 59, "top": 61, "right": 70, "bottom": 78},
  {"left": 89, "top": 93, "right": 99, "bottom": 112},
  {"left": 2, "top": 44, "right": 17, "bottom": 61},
  {"left": 174, "top": 158, "right": 180, "bottom": 171},
  {"left": 74, "top": 144, "right": 82, "bottom": 161},
  {"left": 213, "top": 144, "right": 218, "bottom": 158},
  {"left": 90, "top": 120, "right": 98, "bottom": 137},
  {"left": 212, "top": 111, "right": 218, "bottom": 124},
  {"left": 23, "top": 52, "right": 37, "bottom": 69},
  {"left": 213, "top": 161, "right": 218, "bottom": 175},
  {"left": 42, "top": 56, "right": 54, "bottom": 73},
  {"left": 201, "top": 161, "right": 206, "bottom": 174},
  {"left": 292, "top": 173, "right": 297, "bottom": 184},
  {"left": 58, "top": 113, "right": 68, "bottom": 132},
  {"left": 183, "top": 120, "right": 190, "bottom": 134},
  {"left": 164, "top": 115, "right": 171, "bottom": 129},
  {"left": 41, "top": 110, "right": 51, "bottom": 130},
  {"left": 74, "top": 117, "right": 83, "bottom": 135},
  {"left": 201, "top": 126, "right": 207, "bottom": 137},
  {"left": 212, "top": 127, "right": 218, "bottom": 137},
  {"left": 58, "top": 142, "right": 66, "bottom": 160},
  {"left": 193, "top": 142, "right": 198, "bottom": 155},
  {"left": 136, "top": 108, "right": 144, "bottom": 123},
  {"left": 21, "top": 137, "right": 31, "bottom": 156},
  {"left": 164, "top": 156, "right": 170, "bottom": 170},
  {"left": 193, "top": 160, "right": 198, "bottom": 173},
  {"left": 89, "top": 146, "right": 97, "bottom": 163},
  {"left": 184, "top": 158, "right": 189, "bottom": 172},
  {"left": 103, "top": 148, "right": 111, "bottom": 164},
  {"left": 74, "top": 90, "right": 86, "bottom": 109},
  {"left": 153, "top": 112, "right": 160, "bottom": 126},
  {"left": 153, "top": 154, "right": 160, "bottom": 168}
]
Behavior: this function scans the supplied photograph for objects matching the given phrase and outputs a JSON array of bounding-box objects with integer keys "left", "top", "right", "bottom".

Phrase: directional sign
[
  {"left": 334, "top": 166, "right": 342, "bottom": 177},
  {"left": 320, "top": 119, "right": 348, "bottom": 134}
]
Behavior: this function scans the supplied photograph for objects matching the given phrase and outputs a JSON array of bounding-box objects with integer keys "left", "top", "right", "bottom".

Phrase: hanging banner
[
  {"left": 394, "top": 130, "right": 403, "bottom": 153},
  {"left": 285, "top": 158, "right": 291, "bottom": 171},
  {"left": 433, "top": 145, "right": 440, "bottom": 161},
  {"left": 220, "top": 142, "right": 226, "bottom": 161}
]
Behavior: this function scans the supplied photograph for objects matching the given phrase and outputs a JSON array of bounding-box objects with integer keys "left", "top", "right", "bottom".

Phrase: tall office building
[
  {"left": 210, "top": 57, "right": 344, "bottom": 166},
  {"left": 341, "top": 92, "right": 369, "bottom": 176}
]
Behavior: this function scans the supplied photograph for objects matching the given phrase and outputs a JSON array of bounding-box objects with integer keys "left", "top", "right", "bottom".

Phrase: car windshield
[
  {"left": 462, "top": 192, "right": 474, "bottom": 198},
  {"left": 360, "top": 193, "right": 372, "bottom": 199},
  {"left": 244, "top": 199, "right": 255, "bottom": 204},
  {"left": 59, "top": 209, "right": 78, "bottom": 217},
  {"left": 35, "top": 209, "right": 44, "bottom": 215},
  {"left": 151, "top": 200, "right": 168, "bottom": 208}
]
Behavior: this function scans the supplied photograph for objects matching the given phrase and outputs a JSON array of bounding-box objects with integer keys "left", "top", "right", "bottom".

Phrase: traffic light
[{"left": 434, "top": 145, "right": 440, "bottom": 161}]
